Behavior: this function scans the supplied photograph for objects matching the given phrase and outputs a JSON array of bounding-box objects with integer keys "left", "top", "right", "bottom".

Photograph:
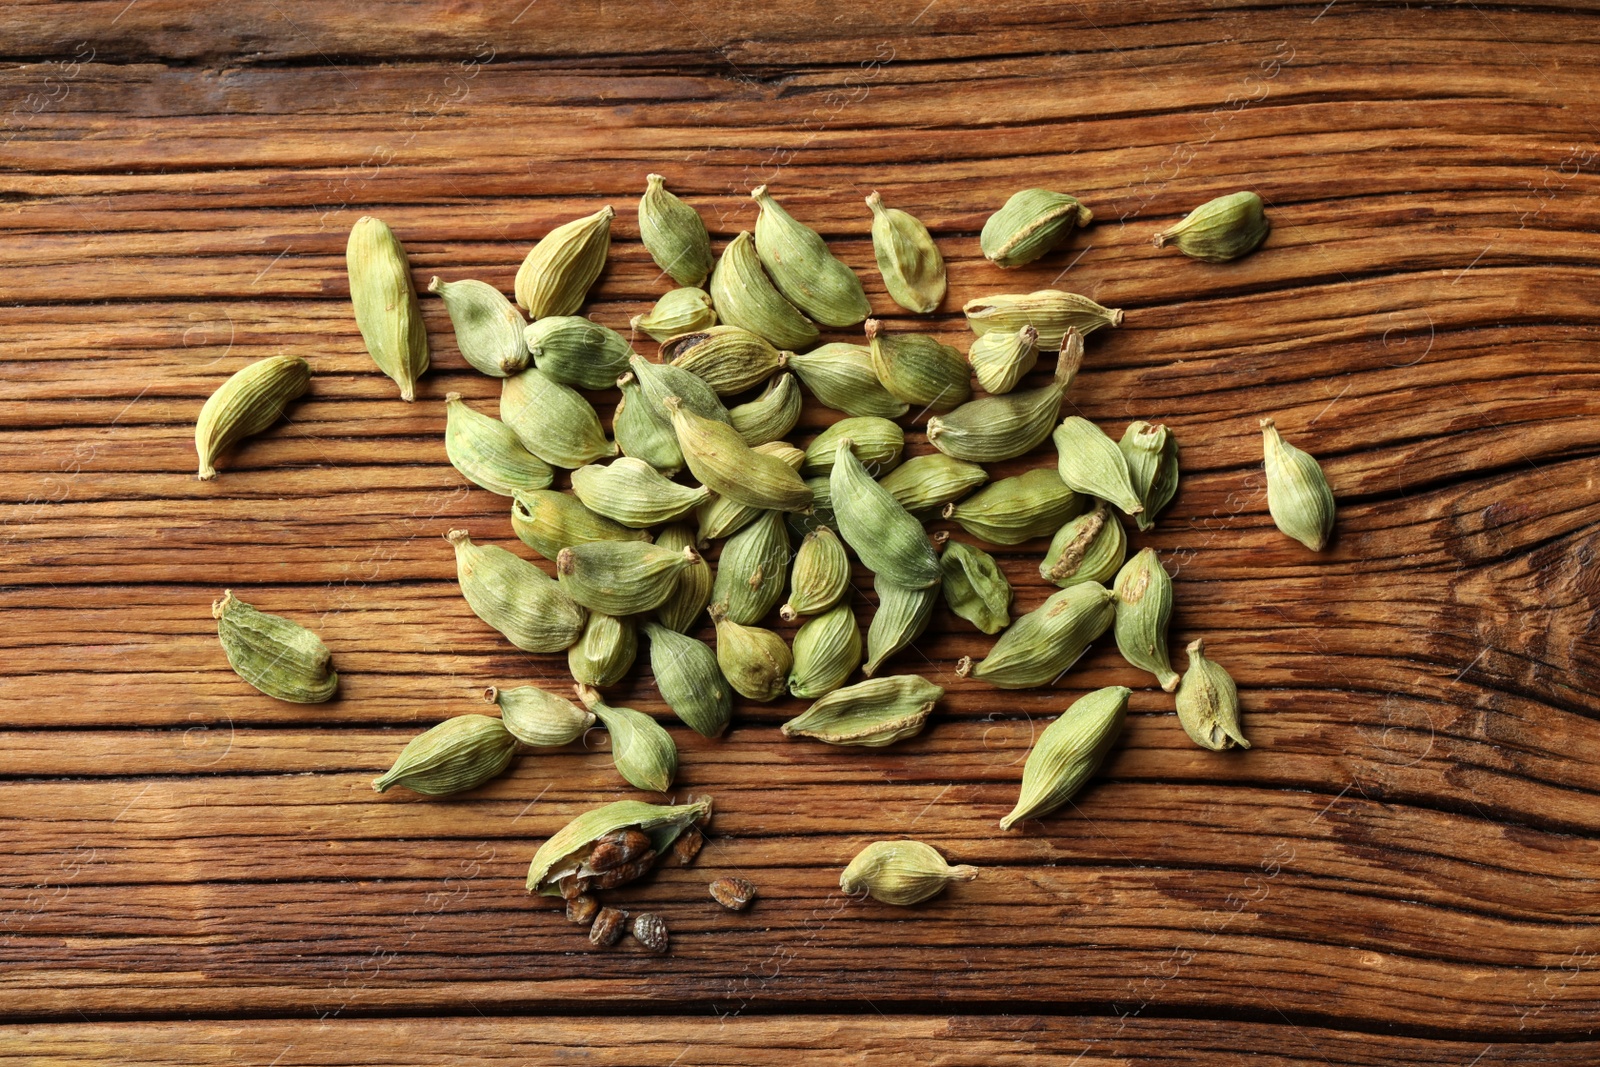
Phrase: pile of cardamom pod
[{"left": 199, "top": 181, "right": 1334, "bottom": 950}]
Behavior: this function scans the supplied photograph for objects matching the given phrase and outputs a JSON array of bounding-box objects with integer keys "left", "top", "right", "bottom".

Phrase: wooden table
[{"left": 4, "top": 3, "right": 1598, "bottom": 1063}]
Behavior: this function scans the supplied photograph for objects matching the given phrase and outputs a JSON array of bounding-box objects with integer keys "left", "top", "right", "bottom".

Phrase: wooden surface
[{"left": 4, "top": 2, "right": 1600, "bottom": 1062}]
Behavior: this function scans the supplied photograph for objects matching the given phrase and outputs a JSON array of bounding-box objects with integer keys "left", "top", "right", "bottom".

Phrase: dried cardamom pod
[
  {"left": 966, "top": 325, "right": 1039, "bottom": 396},
  {"left": 571, "top": 456, "right": 711, "bottom": 528},
  {"left": 750, "top": 184, "right": 871, "bottom": 327},
  {"left": 640, "top": 620, "right": 732, "bottom": 738},
  {"left": 865, "top": 319, "right": 971, "bottom": 413},
  {"left": 1261, "top": 418, "right": 1335, "bottom": 551},
  {"left": 195, "top": 356, "right": 310, "bottom": 480},
  {"left": 964, "top": 290, "right": 1123, "bottom": 348},
  {"left": 514, "top": 205, "right": 614, "bottom": 318},
  {"left": 942, "top": 467, "right": 1081, "bottom": 545},
  {"left": 347, "top": 216, "right": 429, "bottom": 401},
  {"left": 444, "top": 393, "right": 554, "bottom": 498},
  {"left": 666, "top": 397, "right": 813, "bottom": 512},
  {"left": 710, "top": 603, "right": 792, "bottom": 702},
  {"left": 709, "top": 876, "right": 757, "bottom": 911},
  {"left": 711, "top": 509, "right": 790, "bottom": 626},
  {"left": 866, "top": 191, "right": 945, "bottom": 314},
  {"left": 729, "top": 372, "right": 802, "bottom": 447},
  {"left": 780, "top": 525, "right": 850, "bottom": 621},
  {"left": 638, "top": 174, "right": 713, "bottom": 287},
  {"left": 787, "top": 601, "right": 862, "bottom": 698},
  {"left": 981, "top": 188, "right": 1093, "bottom": 268},
  {"left": 1175, "top": 638, "right": 1249, "bottom": 751},
  {"left": 1119, "top": 421, "right": 1180, "bottom": 532},
  {"left": 803, "top": 416, "right": 905, "bottom": 478},
  {"left": 787, "top": 474, "right": 836, "bottom": 541},
  {"left": 523, "top": 316, "right": 633, "bottom": 391},
  {"left": 957, "top": 582, "right": 1116, "bottom": 689},
  {"left": 709, "top": 230, "right": 820, "bottom": 351},
  {"left": 568, "top": 611, "right": 638, "bottom": 687},
  {"left": 1053, "top": 416, "right": 1144, "bottom": 517},
  {"left": 500, "top": 368, "right": 616, "bottom": 469},
  {"left": 484, "top": 684, "right": 594, "bottom": 747},
  {"left": 878, "top": 454, "right": 988, "bottom": 519},
  {"left": 864, "top": 574, "right": 939, "bottom": 676},
  {"left": 1040, "top": 501, "right": 1125, "bottom": 587},
  {"left": 840, "top": 840, "right": 977, "bottom": 905},
  {"left": 556, "top": 539, "right": 701, "bottom": 616},
  {"left": 830, "top": 439, "right": 942, "bottom": 590},
  {"left": 446, "top": 529, "right": 587, "bottom": 652},
  {"left": 783, "top": 674, "right": 942, "bottom": 747},
  {"left": 213, "top": 590, "right": 337, "bottom": 703},
  {"left": 1153, "top": 191, "right": 1269, "bottom": 262},
  {"left": 696, "top": 441, "right": 808, "bottom": 543},
  {"left": 628, "top": 352, "right": 731, "bottom": 426},
  {"left": 928, "top": 328, "right": 1082, "bottom": 463},
  {"left": 787, "top": 342, "right": 909, "bottom": 419},
  {"left": 1112, "top": 548, "right": 1179, "bottom": 691},
  {"left": 662, "top": 325, "right": 787, "bottom": 396},
  {"left": 577, "top": 684, "right": 677, "bottom": 793},
  {"left": 631, "top": 912, "right": 670, "bottom": 954},
  {"left": 613, "top": 371, "right": 684, "bottom": 475},
  {"left": 940, "top": 539, "right": 1011, "bottom": 635},
  {"left": 651, "top": 522, "right": 713, "bottom": 633},
  {"left": 428, "top": 277, "right": 528, "bottom": 377},
  {"left": 372, "top": 714, "right": 518, "bottom": 796},
  {"left": 1000, "top": 686, "right": 1130, "bottom": 829},
  {"left": 631, "top": 286, "right": 717, "bottom": 342},
  {"left": 511, "top": 490, "right": 651, "bottom": 561},
  {"left": 527, "top": 796, "right": 711, "bottom": 895}
]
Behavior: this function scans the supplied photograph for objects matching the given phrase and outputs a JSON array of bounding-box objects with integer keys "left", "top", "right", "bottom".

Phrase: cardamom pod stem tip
[{"left": 955, "top": 656, "right": 974, "bottom": 677}]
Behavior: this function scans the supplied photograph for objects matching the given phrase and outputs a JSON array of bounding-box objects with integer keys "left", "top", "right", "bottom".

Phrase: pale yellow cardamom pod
[
  {"left": 729, "top": 372, "right": 802, "bottom": 447},
  {"left": 1260, "top": 418, "right": 1335, "bottom": 551},
  {"left": 1153, "top": 191, "right": 1269, "bottom": 262},
  {"left": 1111, "top": 547, "right": 1179, "bottom": 691},
  {"left": 514, "top": 205, "right": 614, "bottom": 319},
  {"left": 428, "top": 277, "right": 528, "bottom": 377},
  {"left": 556, "top": 539, "right": 701, "bottom": 616},
  {"left": 373, "top": 715, "right": 518, "bottom": 796},
  {"left": 194, "top": 355, "right": 310, "bottom": 480},
  {"left": 866, "top": 191, "right": 946, "bottom": 313},
  {"left": 638, "top": 174, "right": 713, "bottom": 287},
  {"left": 631, "top": 286, "right": 717, "bottom": 342},
  {"left": 957, "top": 582, "right": 1115, "bottom": 689},
  {"left": 928, "top": 329, "right": 1082, "bottom": 463},
  {"left": 783, "top": 675, "right": 943, "bottom": 747},
  {"left": 577, "top": 684, "right": 678, "bottom": 793},
  {"left": 1001, "top": 686, "right": 1130, "bottom": 829},
  {"left": 709, "top": 230, "right": 820, "bottom": 351},
  {"left": 750, "top": 184, "right": 871, "bottom": 327},
  {"left": 347, "top": 216, "right": 429, "bottom": 401},
  {"left": 981, "top": 188, "right": 1093, "bottom": 268},
  {"left": 483, "top": 684, "right": 594, "bottom": 747},
  {"left": 839, "top": 840, "right": 977, "bottom": 905},
  {"left": 443, "top": 392, "right": 554, "bottom": 498},
  {"left": 666, "top": 397, "right": 813, "bottom": 512},
  {"left": 787, "top": 601, "right": 862, "bottom": 698},
  {"left": 446, "top": 529, "right": 588, "bottom": 652},
  {"left": 1175, "top": 638, "right": 1250, "bottom": 751},
  {"left": 1052, "top": 416, "right": 1144, "bottom": 517},
  {"left": 711, "top": 603, "right": 792, "bottom": 702},
  {"left": 963, "top": 290, "right": 1122, "bottom": 349}
]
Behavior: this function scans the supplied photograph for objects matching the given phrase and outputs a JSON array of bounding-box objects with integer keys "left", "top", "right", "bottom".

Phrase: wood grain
[{"left": 4, "top": 1, "right": 1599, "bottom": 1061}]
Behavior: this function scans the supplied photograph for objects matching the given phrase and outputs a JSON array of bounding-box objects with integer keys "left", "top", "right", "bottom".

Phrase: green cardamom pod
[
  {"left": 212, "top": 590, "right": 337, "bottom": 703},
  {"left": 710, "top": 509, "right": 791, "bottom": 626},
  {"left": 1052, "top": 416, "right": 1144, "bottom": 517},
  {"left": 802, "top": 416, "right": 905, "bottom": 478},
  {"left": 1000, "top": 686, "right": 1130, "bottom": 829},
  {"left": 840, "top": 840, "right": 977, "bottom": 905},
  {"left": 783, "top": 674, "right": 942, "bottom": 747},
  {"left": 709, "top": 230, "right": 820, "bottom": 351},
  {"left": 831, "top": 439, "right": 942, "bottom": 590},
  {"left": 556, "top": 539, "right": 701, "bottom": 616},
  {"left": 428, "top": 277, "right": 528, "bottom": 378},
  {"left": 695, "top": 441, "right": 808, "bottom": 543},
  {"left": 373, "top": 714, "right": 518, "bottom": 796},
  {"left": 750, "top": 184, "right": 871, "bottom": 327},
  {"left": 568, "top": 611, "right": 638, "bottom": 687},
  {"left": 787, "top": 342, "right": 909, "bottom": 419},
  {"left": 628, "top": 352, "right": 731, "bottom": 427},
  {"left": 631, "top": 286, "right": 717, "bottom": 342},
  {"left": 1040, "top": 500, "right": 1125, "bottom": 587},
  {"left": 662, "top": 325, "right": 788, "bottom": 396},
  {"left": 484, "top": 684, "right": 594, "bottom": 747},
  {"left": 1261, "top": 418, "right": 1335, "bottom": 551},
  {"left": 710, "top": 603, "right": 792, "bottom": 702},
  {"left": 514, "top": 205, "right": 614, "bottom": 319},
  {"left": 964, "top": 290, "right": 1123, "bottom": 349},
  {"left": 865, "top": 319, "right": 971, "bottom": 413},
  {"left": 940, "top": 539, "right": 1011, "bottom": 635},
  {"left": 527, "top": 796, "right": 710, "bottom": 895},
  {"left": 523, "top": 316, "right": 633, "bottom": 391},
  {"left": 928, "top": 329, "right": 1082, "bottom": 463},
  {"left": 666, "top": 397, "right": 813, "bottom": 512},
  {"left": 729, "top": 372, "right": 802, "bottom": 446},
  {"left": 864, "top": 574, "right": 939, "bottom": 676},
  {"left": 1153, "top": 191, "right": 1269, "bottom": 263},
  {"left": 787, "top": 474, "right": 836, "bottom": 541},
  {"left": 613, "top": 372, "right": 684, "bottom": 475},
  {"left": 967, "top": 325, "right": 1039, "bottom": 396},
  {"left": 571, "top": 456, "right": 711, "bottom": 528},
  {"left": 510, "top": 490, "right": 651, "bottom": 561},
  {"left": 1112, "top": 548, "right": 1178, "bottom": 691},
  {"left": 981, "top": 188, "right": 1093, "bottom": 268},
  {"left": 1119, "top": 421, "right": 1180, "bottom": 532},
  {"left": 444, "top": 393, "right": 554, "bottom": 498},
  {"left": 780, "top": 525, "right": 850, "bottom": 621},
  {"left": 640, "top": 620, "right": 732, "bottom": 738},
  {"left": 446, "top": 529, "right": 588, "bottom": 652},
  {"left": 866, "top": 191, "right": 946, "bottom": 314},
  {"left": 958, "top": 582, "right": 1116, "bottom": 689},
  {"left": 195, "top": 355, "right": 310, "bottom": 480},
  {"left": 942, "top": 467, "right": 1082, "bottom": 545},
  {"left": 878, "top": 454, "right": 988, "bottom": 519},
  {"left": 500, "top": 368, "right": 617, "bottom": 469},
  {"left": 787, "top": 601, "right": 862, "bottom": 698},
  {"left": 651, "top": 522, "right": 713, "bottom": 633},
  {"left": 1175, "top": 638, "right": 1250, "bottom": 751},
  {"left": 347, "top": 216, "right": 429, "bottom": 401},
  {"left": 577, "top": 684, "right": 677, "bottom": 793},
  {"left": 638, "top": 174, "right": 713, "bottom": 287}
]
